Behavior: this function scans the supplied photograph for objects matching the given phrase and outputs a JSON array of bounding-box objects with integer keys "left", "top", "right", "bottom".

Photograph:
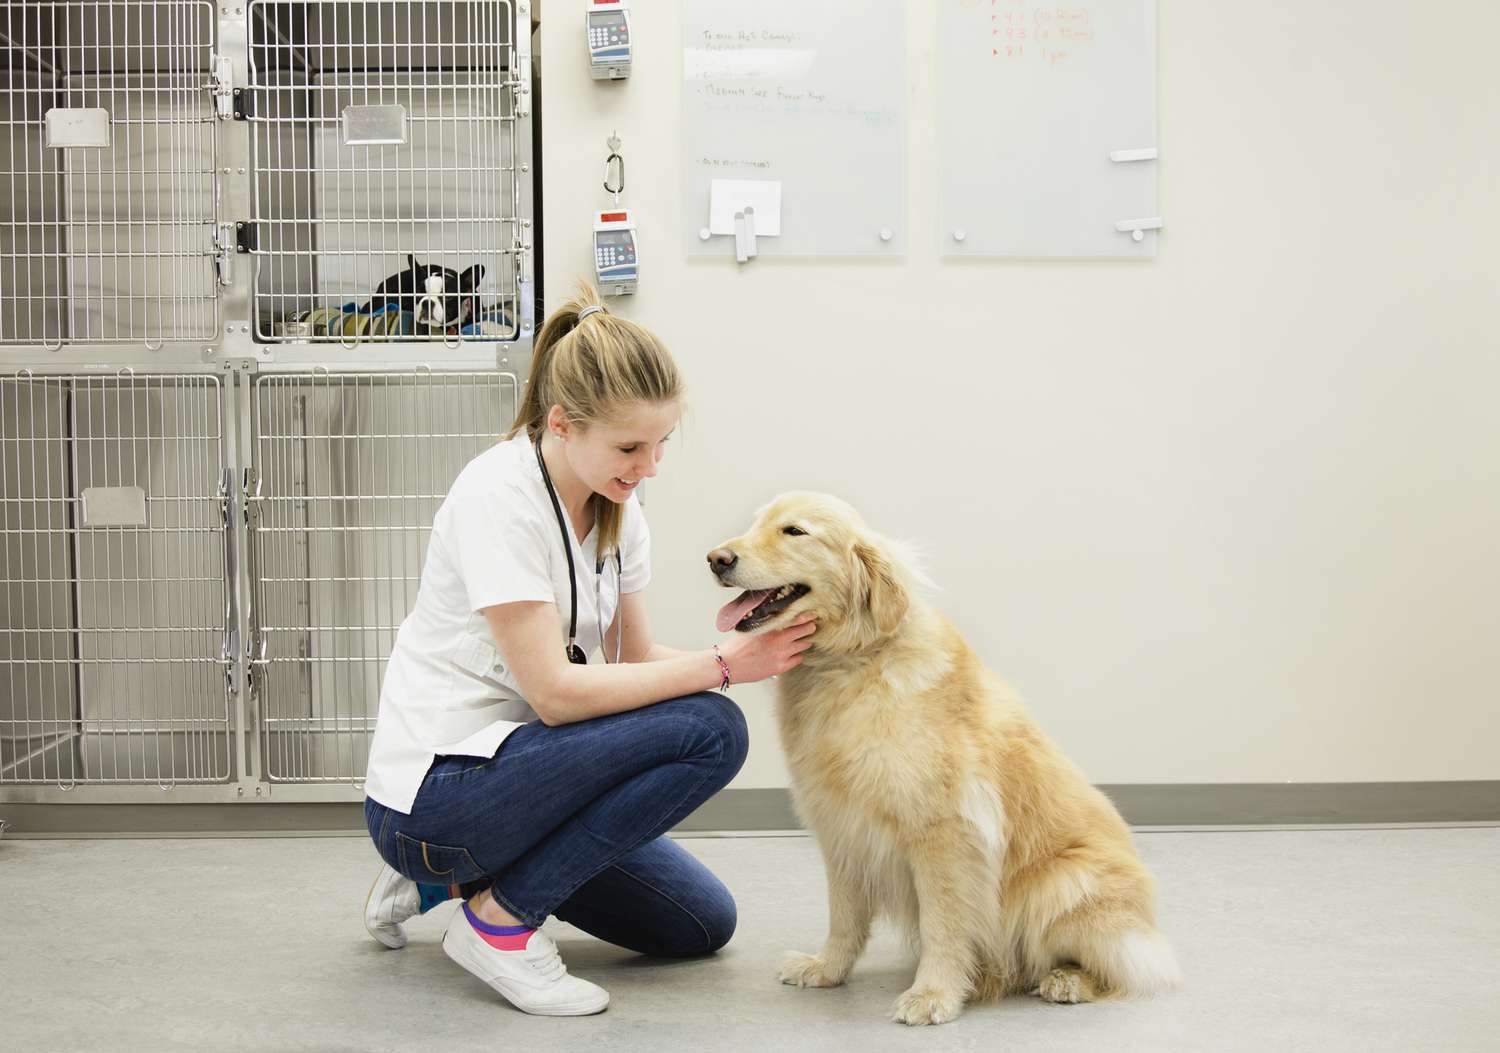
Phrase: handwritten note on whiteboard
[
  {"left": 681, "top": 0, "right": 905, "bottom": 257},
  {"left": 939, "top": 0, "right": 1158, "bottom": 258}
]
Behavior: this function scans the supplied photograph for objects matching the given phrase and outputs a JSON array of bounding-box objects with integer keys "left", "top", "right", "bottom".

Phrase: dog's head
[
  {"left": 436, "top": 262, "right": 484, "bottom": 330},
  {"left": 707, "top": 492, "right": 910, "bottom": 654}
]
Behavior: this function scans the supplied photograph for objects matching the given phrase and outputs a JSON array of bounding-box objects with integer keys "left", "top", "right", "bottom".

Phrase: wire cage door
[
  {"left": 0, "top": 0, "right": 221, "bottom": 348},
  {"left": 0, "top": 372, "right": 232, "bottom": 786},
  {"left": 245, "top": 0, "right": 527, "bottom": 346},
  {"left": 248, "top": 369, "right": 516, "bottom": 784}
]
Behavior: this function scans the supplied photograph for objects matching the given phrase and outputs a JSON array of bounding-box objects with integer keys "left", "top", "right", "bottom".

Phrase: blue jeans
[{"left": 364, "top": 691, "right": 749, "bottom": 957}]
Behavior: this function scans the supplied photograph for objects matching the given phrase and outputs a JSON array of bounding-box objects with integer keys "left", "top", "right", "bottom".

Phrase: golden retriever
[{"left": 708, "top": 492, "right": 1180, "bottom": 1026}]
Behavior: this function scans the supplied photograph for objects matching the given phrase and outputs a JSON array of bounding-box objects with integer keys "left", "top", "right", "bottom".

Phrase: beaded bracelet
[{"left": 712, "top": 644, "right": 732, "bottom": 691}]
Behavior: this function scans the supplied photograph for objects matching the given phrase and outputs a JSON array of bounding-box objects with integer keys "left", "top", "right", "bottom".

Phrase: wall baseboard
[{"left": 2, "top": 782, "right": 1496, "bottom": 838}]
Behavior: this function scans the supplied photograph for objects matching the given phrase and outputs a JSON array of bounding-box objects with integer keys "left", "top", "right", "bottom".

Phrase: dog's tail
[{"left": 1095, "top": 928, "right": 1181, "bottom": 998}]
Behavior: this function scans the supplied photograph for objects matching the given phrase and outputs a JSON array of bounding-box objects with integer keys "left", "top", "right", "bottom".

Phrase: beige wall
[{"left": 540, "top": 1, "right": 1500, "bottom": 787}]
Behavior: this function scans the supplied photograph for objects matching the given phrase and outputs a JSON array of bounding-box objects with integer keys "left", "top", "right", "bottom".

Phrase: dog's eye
[{"left": 782, "top": 525, "right": 807, "bottom": 537}]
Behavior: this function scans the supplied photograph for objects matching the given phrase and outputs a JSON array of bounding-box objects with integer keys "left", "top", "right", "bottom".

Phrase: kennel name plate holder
[
  {"left": 81, "top": 486, "right": 148, "bottom": 528},
  {"left": 44, "top": 107, "right": 112, "bottom": 149},
  {"left": 342, "top": 105, "right": 409, "bottom": 146},
  {"left": 587, "top": 0, "right": 632, "bottom": 80}
]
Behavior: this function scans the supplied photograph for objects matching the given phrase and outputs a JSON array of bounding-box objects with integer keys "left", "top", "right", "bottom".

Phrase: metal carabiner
[{"left": 603, "top": 132, "right": 624, "bottom": 204}]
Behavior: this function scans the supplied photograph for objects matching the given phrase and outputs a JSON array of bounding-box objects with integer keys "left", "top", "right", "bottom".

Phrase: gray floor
[{"left": 2, "top": 828, "right": 1497, "bottom": 1052}]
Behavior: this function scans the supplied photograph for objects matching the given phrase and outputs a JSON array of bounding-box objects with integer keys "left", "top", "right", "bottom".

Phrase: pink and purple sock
[{"left": 462, "top": 901, "right": 535, "bottom": 950}]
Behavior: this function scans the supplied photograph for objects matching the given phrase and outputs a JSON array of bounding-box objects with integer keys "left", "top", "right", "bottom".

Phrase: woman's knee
[
  {"left": 659, "top": 889, "right": 737, "bottom": 957},
  {"left": 657, "top": 692, "right": 749, "bottom": 772},
  {"left": 699, "top": 892, "right": 738, "bottom": 953}
]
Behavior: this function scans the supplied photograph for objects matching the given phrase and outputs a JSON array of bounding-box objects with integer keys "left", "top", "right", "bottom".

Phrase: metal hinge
[
  {"left": 213, "top": 223, "right": 235, "bottom": 285},
  {"left": 211, "top": 53, "right": 233, "bottom": 119},
  {"left": 235, "top": 221, "right": 257, "bottom": 254}
]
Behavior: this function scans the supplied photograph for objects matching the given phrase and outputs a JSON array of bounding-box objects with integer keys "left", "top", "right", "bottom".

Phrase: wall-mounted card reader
[
  {"left": 587, "top": 0, "right": 631, "bottom": 80},
  {"left": 594, "top": 209, "right": 638, "bottom": 296}
]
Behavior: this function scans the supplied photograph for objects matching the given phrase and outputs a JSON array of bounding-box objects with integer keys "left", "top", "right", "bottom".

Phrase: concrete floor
[{"left": 2, "top": 827, "right": 1497, "bottom": 1052}]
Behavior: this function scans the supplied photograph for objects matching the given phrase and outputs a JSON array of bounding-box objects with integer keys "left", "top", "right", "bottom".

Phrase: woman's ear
[
  {"left": 854, "top": 537, "right": 908, "bottom": 636},
  {"left": 546, "top": 403, "right": 571, "bottom": 440}
]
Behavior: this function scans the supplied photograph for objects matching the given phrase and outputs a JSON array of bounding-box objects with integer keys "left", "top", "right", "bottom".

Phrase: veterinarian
[{"left": 361, "top": 285, "right": 816, "bottom": 1016}]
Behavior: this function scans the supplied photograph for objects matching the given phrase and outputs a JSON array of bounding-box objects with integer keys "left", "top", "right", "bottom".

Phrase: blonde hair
[{"left": 504, "top": 282, "right": 682, "bottom": 556}]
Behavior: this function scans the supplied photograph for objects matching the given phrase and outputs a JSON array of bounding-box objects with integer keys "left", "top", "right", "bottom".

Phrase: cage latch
[
  {"left": 214, "top": 223, "right": 235, "bottom": 286},
  {"left": 219, "top": 468, "right": 238, "bottom": 697},
  {"left": 241, "top": 467, "right": 267, "bottom": 707},
  {"left": 211, "top": 53, "right": 234, "bottom": 120}
]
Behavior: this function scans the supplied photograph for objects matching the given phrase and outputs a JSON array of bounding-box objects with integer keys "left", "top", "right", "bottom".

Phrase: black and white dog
[{"left": 365, "top": 256, "right": 485, "bottom": 331}]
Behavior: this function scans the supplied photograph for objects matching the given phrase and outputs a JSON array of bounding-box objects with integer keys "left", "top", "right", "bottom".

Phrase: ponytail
[{"left": 504, "top": 282, "right": 682, "bottom": 555}]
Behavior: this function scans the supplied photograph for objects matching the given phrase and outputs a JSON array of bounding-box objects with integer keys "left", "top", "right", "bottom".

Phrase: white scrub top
[{"left": 364, "top": 431, "right": 651, "bottom": 814}]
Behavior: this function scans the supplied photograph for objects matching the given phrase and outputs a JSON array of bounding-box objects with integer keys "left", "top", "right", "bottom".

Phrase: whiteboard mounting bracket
[
  {"left": 1109, "top": 147, "right": 1158, "bottom": 163},
  {"left": 1115, "top": 217, "right": 1163, "bottom": 243}
]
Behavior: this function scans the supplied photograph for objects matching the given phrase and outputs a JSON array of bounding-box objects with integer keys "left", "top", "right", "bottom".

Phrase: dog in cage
[{"left": 364, "top": 256, "right": 486, "bottom": 335}]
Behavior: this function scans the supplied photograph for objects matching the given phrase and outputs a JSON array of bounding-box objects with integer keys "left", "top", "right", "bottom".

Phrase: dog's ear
[
  {"left": 854, "top": 537, "right": 907, "bottom": 637},
  {"left": 458, "top": 263, "right": 485, "bottom": 290}
]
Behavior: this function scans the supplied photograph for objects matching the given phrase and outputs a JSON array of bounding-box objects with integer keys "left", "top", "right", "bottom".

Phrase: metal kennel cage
[
  {"left": 0, "top": 371, "right": 232, "bottom": 786},
  {"left": 0, "top": 0, "right": 221, "bottom": 348},
  {"left": 245, "top": 0, "right": 528, "bottom": 345},
  {"left": 0, "top": 0, "right": 535, "bottom": 808},
  {"left": 248, "top": 369, "right": 516, "bottom": 784}
]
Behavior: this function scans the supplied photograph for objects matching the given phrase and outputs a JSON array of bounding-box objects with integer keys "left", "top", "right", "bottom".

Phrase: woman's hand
[{"left": 718, "top": 613, "right": 817, "bottom": 685}]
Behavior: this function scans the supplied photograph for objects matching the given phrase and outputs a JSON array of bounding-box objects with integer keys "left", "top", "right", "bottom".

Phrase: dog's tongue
[{"left": 716, "top": 589, "right": 774, "bottom": 632}]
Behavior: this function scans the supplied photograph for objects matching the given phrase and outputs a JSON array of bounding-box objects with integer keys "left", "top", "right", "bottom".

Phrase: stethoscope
[{"left": 536, "top": 439, "right": 623, "bottom": 665}]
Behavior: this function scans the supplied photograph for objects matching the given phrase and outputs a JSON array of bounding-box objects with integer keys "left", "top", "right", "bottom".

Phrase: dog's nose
[{"left": 707, "top": 548, "right": 738, "bottom": 576}]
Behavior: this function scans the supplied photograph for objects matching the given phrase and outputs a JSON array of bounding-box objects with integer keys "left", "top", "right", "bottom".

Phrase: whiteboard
[
  {"left": 939, "top": 0, "right": 1158, "bottom": 258},
  {"left": 681, "top": 0, "right": 905, "bottom": 257}
]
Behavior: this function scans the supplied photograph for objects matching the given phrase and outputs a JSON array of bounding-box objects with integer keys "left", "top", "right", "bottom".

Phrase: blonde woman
[{"left": 360, "top": 285, "right": 815, "bottom": 1016}]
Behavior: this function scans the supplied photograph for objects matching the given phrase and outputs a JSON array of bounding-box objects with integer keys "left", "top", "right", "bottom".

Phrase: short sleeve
[
  {"left": 439, "top": 487, "right": 556, "bottom": 613},
  {"left": 619, "top": 495, "right": 651, "bottom": 594}
]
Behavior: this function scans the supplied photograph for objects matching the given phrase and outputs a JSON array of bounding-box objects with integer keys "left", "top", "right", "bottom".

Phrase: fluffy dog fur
[{"left": 708, "top": 493, "right": 1180, "bottom": 1026}]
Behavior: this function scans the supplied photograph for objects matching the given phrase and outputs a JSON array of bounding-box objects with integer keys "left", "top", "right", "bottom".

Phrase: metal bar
[
  {"left": 0, "top": 29, "right": 62, "bottom": 78},
  {"left": 249, "top": 6, "right": 312, "bottom": 75}
]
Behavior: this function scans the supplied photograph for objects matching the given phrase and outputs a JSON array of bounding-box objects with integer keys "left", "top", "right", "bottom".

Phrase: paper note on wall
[{"left": 709, "top": 180, "right": 782, "bottom": 236}]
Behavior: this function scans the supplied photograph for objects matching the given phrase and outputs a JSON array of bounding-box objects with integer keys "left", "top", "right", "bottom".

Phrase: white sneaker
[
  {"left": 442, "top": 908, "right": 610, "bottom": 1016},
  {"left": 364, "top": 862, "right": 420, "bottom": 949}
]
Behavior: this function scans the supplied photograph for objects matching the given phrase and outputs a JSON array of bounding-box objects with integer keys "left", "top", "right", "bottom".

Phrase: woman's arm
[
  {"left": 603, "top": 589, "right": 690, "bottom": 663},
  {"left": 484, "top": 598, "right": 813, "bottom": 726}
]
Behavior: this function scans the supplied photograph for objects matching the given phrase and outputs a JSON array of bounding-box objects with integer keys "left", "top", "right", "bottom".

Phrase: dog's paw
[
  {"left": 891, "top": 985, "right": 964, "bottom": 1026},
  {"left": 778, "top": 951, "right": 846, "bottom": 988},
  {"left": 1036, "top": 966, "right": 1100, "bottom": 1004}
]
